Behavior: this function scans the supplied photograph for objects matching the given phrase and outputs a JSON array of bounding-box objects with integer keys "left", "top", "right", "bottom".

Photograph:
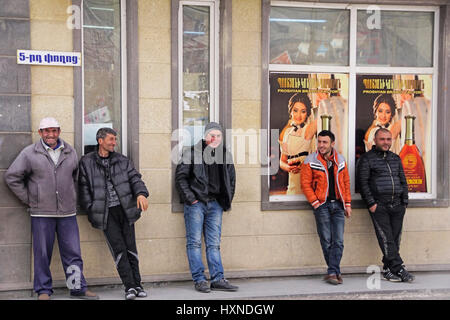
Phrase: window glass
[
  {"left": 270, "top": 7, "right": 350, "bottom": 66},
  {"left": 182, "top": 5, "right": 211, "bottom": 146},
  {"left": 357, "top": 10, "right": 434, "bottom": 67},
  {"left": 83, "top": 0, "right": 122, "bottom": 154}
]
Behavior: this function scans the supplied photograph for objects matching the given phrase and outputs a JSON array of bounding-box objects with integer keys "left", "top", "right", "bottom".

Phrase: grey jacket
[{"left": 4, "top": 139, "right": 79, "bottom": 217}]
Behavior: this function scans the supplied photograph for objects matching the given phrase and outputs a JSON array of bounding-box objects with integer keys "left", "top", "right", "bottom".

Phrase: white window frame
[
  {"left": 81, "top": 0, "right": 128, "bottom": 156},
  {"left": 178, "top": 0, "right": 220, "bottom": 146},
  {"left": 269, "top": 1, "right": 440, "bottom": 200}
]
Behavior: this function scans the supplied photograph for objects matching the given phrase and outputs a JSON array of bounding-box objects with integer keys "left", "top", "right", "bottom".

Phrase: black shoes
[
  {"left": 210, "top": 279, "right": 239, "bottom": 292},
  {"left": 195, "top": 281, "right": 211, "bottom": 293},
  {"left": 397, "top": 268, "right": 415, "bottom": 282},
  {"left": 195, "top": 279, "right": 239, "bottom": 292},
  {"left": 383, "top": 269, "right": 402, "bottom": 282},
  {"left": 135, "top": 286, "right": 148, "bottom": 298},
  {"left": 125, "top": 288, "right": 137, "bottom": 300}
]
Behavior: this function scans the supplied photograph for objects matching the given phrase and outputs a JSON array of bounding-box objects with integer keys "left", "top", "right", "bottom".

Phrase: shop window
[
  {"left": 178, "top": 0, "right": 219, "bottom": 146},
  {"left": 82, "top": 0, "right": 125, "bottom": 154},
  {"left": 270, "top": 6, "right": 350, "bottom": 66},
  {"left": 263, "top": 2, "right": 440, "bottom": 209}
]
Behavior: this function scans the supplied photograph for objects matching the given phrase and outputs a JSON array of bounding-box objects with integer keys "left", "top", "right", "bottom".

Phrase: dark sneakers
[
  {"left": 135, "top": 286, "right": 148, "bottom": 298},
  {"left": 397, "top": 268, "right": 415, "bottom": 282},
  {"left": 210, "top": 279, "right": 239, "bottom": 292},
  {"left": 383, "top": 269, "right": 402, "bottom": 282},
  {"left": 125, "top": 288, "right": 137, "bottom": 300},
  {"left": 195, "top": 281, "right": 211, "bottom": 293}
]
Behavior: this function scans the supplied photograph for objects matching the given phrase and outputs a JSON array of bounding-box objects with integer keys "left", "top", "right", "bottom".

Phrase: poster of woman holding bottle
[
  {"left": 355, "top": 74, "right": 432, "bottom": 193},
  {"left": 268, "top": 73, "right": 348, "bottom": 200}
]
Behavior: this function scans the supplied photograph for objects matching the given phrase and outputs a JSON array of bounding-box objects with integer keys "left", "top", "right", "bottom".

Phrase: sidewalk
[{"left": 21, "top": 271, "right": 450, "bottom": 300}]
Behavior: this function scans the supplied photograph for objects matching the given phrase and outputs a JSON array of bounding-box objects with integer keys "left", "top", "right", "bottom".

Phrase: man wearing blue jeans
[
  {"left": 175, "top": 122, "right": 237, "bottom": 293},
  {"left": 301, "top": 130, "right": 352, "bottom": 285}
]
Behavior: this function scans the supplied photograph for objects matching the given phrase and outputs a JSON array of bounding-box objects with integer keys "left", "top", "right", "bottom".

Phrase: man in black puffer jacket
[
  {"left": 357, "top": 128, "right": 414, "bottom": 283},
  {"left": 78, "top": 128, "right": 149, "bottom": 300}
]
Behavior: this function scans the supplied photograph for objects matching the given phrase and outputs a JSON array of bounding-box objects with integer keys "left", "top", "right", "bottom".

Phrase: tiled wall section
[{"left": 0, "top": 0, "right": 32, "bottom": 285}]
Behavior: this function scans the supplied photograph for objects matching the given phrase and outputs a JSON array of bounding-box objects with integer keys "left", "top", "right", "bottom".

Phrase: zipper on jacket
[{"left": 384, "top": 152, "right": 395, "bottom": 207}]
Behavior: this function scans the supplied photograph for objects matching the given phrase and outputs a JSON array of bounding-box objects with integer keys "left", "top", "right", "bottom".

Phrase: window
[
  {"left": 82, "top": 0, "right": 126, "bottom": 154},
  {"left": 262, "top": 2, "right": 440, "bottom": 209},
  {"left": 178, "top": 0, "right": 219, "bottom": 147}
]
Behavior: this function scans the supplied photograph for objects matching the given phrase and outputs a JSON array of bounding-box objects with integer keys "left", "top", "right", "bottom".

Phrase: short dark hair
[
  {"left": 96, "top": 127, "right": 117, "bottom": 143},
  {"left": 374, "top": 127, "right": 391, "bottom": 138},
  {"left": 318, "top": 130, "right": 335, "bottom": 142}
]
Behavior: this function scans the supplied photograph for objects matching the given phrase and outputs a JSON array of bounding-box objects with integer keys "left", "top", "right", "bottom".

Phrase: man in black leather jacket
[
  {"left": 175, "top": 122, "right": 237, "bottom": 293},
  {"left": 357, "top": 128, "right": 414, "bottom": 282},
  {"left": 78, "top": 127, "right": 149, "bottom": 299}
]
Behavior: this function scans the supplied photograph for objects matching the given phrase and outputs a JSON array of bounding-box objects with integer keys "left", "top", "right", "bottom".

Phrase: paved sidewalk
[{"left": 21, "top": 271, "right": 450, "bottom": 300}]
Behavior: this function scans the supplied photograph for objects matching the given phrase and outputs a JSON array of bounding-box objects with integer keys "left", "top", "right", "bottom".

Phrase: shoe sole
[
  {"left": 382, "top": 278, "right": 402, "bottom": 282},
  {"left": 210, "top": 288, "right": 238, "bottom": 292}
]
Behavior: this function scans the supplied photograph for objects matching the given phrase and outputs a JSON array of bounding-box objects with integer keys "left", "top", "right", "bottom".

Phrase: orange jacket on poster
[{"left": 300, "top": 149, "right": 351, "bottom": 208}]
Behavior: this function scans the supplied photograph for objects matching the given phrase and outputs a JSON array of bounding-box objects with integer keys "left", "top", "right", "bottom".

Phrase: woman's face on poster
[
  {"left": 291, "top": 102, "right": 308, "bottom": 125},
  {"left": 375, "top": 102, "right": 392, "bottom": 125}
]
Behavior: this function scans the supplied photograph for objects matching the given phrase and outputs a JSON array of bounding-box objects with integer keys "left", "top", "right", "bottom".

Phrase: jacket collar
[
  {"left": 93, "top": 146, "right": 120, "bottom": 166},
  {"left": 35, "top": 138, "right": 71, "bottom": 155},
  {"left": 371, "top": 145, "right": 391, "bottom": 157}
]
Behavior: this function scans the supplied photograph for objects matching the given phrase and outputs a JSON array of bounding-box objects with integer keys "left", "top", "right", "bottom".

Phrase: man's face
[
  {"left": 317, "top": 135, "right": 334, "bottom": 156},
  {"left": 98, "top": 133, "right": 117, "bottom": 153},
  {"left": 374, "top": 130, "right": 392, "bottom": 152},
  {"left": 205, "top": 129, "right": 222, "bottom": 148},
  {"left": 39, "top": 127, "right": 60, "bottom": 148}
]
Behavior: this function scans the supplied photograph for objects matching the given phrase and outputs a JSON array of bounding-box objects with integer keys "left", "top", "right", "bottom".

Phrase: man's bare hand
[
  {"left": 345, "top": 207, "right": 352, "bottom": 218},
  {"left": 137, "top": 195, "right": 148, "bottom": 211},
  {"left": 369, "top": 204, "right": 377, "bottom": 213}
]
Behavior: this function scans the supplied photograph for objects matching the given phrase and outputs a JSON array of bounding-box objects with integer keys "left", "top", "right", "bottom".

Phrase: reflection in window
[
  {"left": 270, "top": 7, "right": 349, "bottom": 66},
  {"left": 182, "top": 5, "right": 211, "bottom": 146},
  {"left": 83, "top": 0, "right": 122, "bottom": 154},
  {"left": 357, "top": 11, "right": 433, "bottom": 67}
]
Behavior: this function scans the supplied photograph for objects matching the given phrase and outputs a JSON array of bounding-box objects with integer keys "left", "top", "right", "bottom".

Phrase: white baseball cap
[{"left": 39, "top": 117, "right": 60, "bottom": 130}]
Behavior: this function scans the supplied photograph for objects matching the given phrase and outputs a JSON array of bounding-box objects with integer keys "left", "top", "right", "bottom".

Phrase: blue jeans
[
  {"left": 313, "top": 201, "right": 346, "bottom": 276},
  {"left": 184, "top": 200, "right": 224, "bottom": 283}
]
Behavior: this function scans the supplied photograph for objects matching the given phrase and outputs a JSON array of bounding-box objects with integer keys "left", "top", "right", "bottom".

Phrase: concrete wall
[{"left": 1, "top": 0, "right": 449, "bottom": 293}]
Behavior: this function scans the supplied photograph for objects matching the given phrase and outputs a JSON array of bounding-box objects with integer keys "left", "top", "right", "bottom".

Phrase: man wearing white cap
[{"left": 4, "top": 117, "right": 98, "bottom": 300}]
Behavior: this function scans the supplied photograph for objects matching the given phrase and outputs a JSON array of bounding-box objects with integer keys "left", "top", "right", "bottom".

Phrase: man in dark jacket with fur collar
[
  {"left": 175, "top": 122, "right": 237, "bottom": 293},
  {"left": 78, "top": 127, "right": 149, "bottom": 300}
]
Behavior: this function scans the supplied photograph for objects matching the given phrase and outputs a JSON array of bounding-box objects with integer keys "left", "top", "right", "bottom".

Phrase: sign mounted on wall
[{"left": 17, "top": 50, "right": 81, "bottom": 66}]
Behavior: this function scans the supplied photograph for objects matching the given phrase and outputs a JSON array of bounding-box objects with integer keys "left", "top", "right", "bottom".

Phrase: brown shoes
[
  {"left": 323, "top": 274, "right": 344, "bottom": 285},
  {"left": 38, "top": 293, "right": 50, "bottom": 300},
  {"left": 323, "top": 274, "right": 340, "bottom": 285}
]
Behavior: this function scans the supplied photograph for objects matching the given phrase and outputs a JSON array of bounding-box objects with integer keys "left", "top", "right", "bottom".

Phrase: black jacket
[
  {"left": 78, "top": 151, "right": 149, "bottom": 230},
  {"left": 175, "top": 140, "right": 236, "bottom": 211},
  {"left": 356, "top": 146, "right": 408, "bottom": 208}
]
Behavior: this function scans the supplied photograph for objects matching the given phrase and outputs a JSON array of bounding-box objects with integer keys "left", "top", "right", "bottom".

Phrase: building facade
[{"left": 1, "top": 0, "right": 449, "bottom": 296}]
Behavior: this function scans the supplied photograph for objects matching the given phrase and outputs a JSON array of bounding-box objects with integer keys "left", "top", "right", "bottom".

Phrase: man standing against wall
[
  {"left": 301, "top": 130, "right": 352, "bottom": 285},
  {"left": 357, "top": 128, "right": 414, "bottom": 282},
  {"left": 4, "top": 117, "right": 98, "bottom": 300},
  {"left": 175, "top": 122, "right": 238, "bottom": 293},
  {"left": 78, "top": 127, "right": 149, "bottom": 300}
]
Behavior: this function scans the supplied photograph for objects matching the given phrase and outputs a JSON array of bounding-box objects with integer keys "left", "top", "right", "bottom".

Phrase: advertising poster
[
  {"left": 269, "top": 73, "right": 349, "bottom": 201},
  {"left": 355, "top": 74, "right": 432, "bottom": 193}
]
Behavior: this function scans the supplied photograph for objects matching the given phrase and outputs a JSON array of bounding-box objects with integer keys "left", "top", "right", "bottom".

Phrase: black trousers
[
  {"left": 369, "top": 203, "right": 406, "bottom": 274},
  {"left": 104, "top": 206, "right": 142, "bottom": 291}
]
